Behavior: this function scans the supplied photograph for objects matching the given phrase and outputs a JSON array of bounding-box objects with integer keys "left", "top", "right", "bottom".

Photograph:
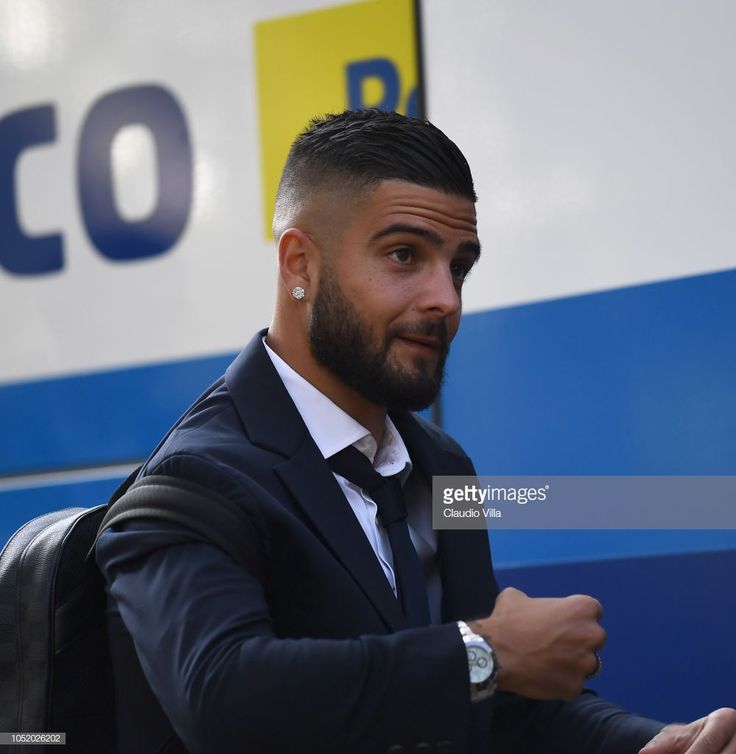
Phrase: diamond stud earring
[{"left": 291, "top": 286, "right": 306, "bottom": 301}]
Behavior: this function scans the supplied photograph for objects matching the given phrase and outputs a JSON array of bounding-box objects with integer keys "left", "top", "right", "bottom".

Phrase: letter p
[{"left": 346, "top": 58, "right": 400, "bottom": 111}]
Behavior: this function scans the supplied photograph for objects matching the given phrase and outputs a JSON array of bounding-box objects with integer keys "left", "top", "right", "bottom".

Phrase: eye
[
  {"left": 388, "top": 247, "right": 413, "bottom": 264},
  {"left": 450, "top": 259, "right": 473, "bottom": 282}
]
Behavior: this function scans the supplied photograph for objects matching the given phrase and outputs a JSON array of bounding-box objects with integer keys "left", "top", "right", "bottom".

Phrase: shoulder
[
  {"left": 142, "top": 369, "right": 253, "bottom": 461},
  {"left": 137, "top": 377, "right": 279, "bottom": 505}
]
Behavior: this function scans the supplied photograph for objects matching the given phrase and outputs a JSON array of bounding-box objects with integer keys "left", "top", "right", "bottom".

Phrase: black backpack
[{"left": 0, "top": 474, "right": 254, "bottom": 754}]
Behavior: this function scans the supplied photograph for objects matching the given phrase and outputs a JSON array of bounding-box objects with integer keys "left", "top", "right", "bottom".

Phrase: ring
[{"left": 586, "top": 653, "right": 603, "bottom": 679}]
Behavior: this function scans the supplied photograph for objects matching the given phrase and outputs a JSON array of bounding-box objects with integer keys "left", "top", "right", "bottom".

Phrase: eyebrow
[{"left": 369, "top": 223, "right": 482, "bottom": 260}]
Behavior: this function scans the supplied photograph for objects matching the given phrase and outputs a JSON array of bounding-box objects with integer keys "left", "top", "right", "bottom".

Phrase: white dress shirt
[{"left": 263, "top": 339, "right": 441, "bottom": 623}]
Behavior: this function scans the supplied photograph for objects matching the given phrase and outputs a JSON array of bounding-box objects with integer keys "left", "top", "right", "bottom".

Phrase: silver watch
[{"left": 457, "top": 621, "right": 498, "bottom": 702}]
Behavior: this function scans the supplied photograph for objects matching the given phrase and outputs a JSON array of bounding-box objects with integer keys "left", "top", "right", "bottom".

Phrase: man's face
[{"left": 307, "top": 180, "right": 480, "bottom": 411}]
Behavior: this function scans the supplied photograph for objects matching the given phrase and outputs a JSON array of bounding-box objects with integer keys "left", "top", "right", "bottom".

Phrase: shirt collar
[{"left": 263, "top": 339, "right": 412, "bottom": 482}]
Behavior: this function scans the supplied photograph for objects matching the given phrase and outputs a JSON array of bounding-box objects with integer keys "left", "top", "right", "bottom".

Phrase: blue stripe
[
  {"left": 0, "top": 353, "right": 236, "bottom": 477},
  {"left": 444, "top": 267, "right": 736, "bottom": 564}
]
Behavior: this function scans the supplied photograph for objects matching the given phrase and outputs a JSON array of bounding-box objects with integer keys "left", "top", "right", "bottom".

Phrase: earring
[{"left": 291, "top": 286, "right": 306, "bottom": 301}]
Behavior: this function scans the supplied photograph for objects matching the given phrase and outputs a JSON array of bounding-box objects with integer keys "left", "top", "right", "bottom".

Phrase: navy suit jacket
[{"left": 96, "top": 331, "right": 663, "bottom": 754}]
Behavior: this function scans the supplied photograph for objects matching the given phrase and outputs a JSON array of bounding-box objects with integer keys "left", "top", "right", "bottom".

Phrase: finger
[
  {"left": 500, "top": 586, "right": 527, "bottom": 599},
  {"left": 639, "top": 722, "right": 701, "bottom": 753},
  {"left": 685, "top": 709, "right": 736, "bottom": 754},
  {"left": 588, "top": 597, "right": 603, "bottom": 621},
  {"left": 590, "top": 624, "right": 607, "bottom": 650},
  {"left": 590, "top": 597, "right": 604, "bottom": 621},
  {"left": 567, "top": 594, "right": 604, "bottom": 620},
  {"left": 578, "top": 622, "right": 607, "bottom": 653}
]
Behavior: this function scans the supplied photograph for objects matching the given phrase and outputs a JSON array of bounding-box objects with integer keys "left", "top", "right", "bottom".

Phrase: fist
[{"left": 470, "top": 586, "right": 606, "bottom": 701}]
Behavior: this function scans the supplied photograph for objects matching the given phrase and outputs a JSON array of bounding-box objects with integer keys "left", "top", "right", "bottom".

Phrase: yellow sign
[{"left": 254, "top": 0, "right": 419, "bottom": 238}]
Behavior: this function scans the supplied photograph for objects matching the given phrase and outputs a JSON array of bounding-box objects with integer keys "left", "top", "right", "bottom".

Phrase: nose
[{"left": 415, "top": 263, "right": 461, "bottom": 318}]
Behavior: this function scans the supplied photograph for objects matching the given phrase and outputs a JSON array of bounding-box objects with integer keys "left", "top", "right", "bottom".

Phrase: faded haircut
[{"left": 272, "top": 109, "right": 477, "bottom": 239}]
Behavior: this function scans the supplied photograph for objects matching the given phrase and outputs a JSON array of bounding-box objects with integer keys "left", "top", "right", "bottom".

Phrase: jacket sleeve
[
  {"left": 96, "top": 517, "right": 471, "bottom": 754},
  {"left": 489, "top": 689, "right": 665, "bottom": 753}
]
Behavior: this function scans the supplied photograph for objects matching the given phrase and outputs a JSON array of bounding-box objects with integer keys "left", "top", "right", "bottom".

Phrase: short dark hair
[{"left": 273, "top": 109, "right": 476, "bottom": 237}]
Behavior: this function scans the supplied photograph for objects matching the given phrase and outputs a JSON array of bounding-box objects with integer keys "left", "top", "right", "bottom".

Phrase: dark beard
[{"left": 308, "top": 263, "right": 449, "bottom": 411}]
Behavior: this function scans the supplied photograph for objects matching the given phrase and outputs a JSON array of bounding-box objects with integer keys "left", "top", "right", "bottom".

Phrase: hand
[
  {"left": 640, "top": 709, "right": 736, "bottom": 753},
  {"left": 469, "top": 586, "right": 605, "bottom": 701}
]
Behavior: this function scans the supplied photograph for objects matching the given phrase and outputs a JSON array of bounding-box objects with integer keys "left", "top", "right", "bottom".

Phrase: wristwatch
[{"left": 457, "top": 621, "right": 498, "bottom": 702}]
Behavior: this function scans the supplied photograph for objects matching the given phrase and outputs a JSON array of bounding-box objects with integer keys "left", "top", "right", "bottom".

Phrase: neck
[{"left": 266, "top": 324, "right": 387, "bottom": 444}]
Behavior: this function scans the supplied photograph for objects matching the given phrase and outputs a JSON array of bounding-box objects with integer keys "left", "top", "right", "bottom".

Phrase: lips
[{"left": 398, "top": 335, "right": 442, "bottom": 351}]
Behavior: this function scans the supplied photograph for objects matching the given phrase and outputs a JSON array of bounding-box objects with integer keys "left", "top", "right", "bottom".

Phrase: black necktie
[{"left": 328, "top": 446, "right": 431, "bottom": 627}]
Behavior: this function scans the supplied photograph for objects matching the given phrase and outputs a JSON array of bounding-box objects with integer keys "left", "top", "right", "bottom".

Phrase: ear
[{"left": 277, "top": 228, "right": 317, "bottom": 301}]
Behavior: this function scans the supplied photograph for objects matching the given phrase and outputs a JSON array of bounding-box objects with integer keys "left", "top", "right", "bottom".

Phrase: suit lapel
[
  {"left": 225, "top": 332, "right": 405, "bottom": 632},
  {"left": 275, "top": 443, "right": 406, "bottom": 631}
]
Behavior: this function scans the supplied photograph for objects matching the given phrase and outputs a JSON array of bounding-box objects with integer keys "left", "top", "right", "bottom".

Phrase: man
[{"left": 96, "top": 109, "right": 736, "bottom": 754}]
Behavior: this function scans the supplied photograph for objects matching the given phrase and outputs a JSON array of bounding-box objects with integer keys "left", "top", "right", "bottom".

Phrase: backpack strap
[
  {"left": 108, "top": 464, "right": 143, "bottom": 505},
  {"left": 90, "top": 475, "right": 259, "bottom": 576}
]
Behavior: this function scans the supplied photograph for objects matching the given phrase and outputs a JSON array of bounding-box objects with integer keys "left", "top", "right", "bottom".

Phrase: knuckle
[
  {"left": 502, "top": 586, "right": 524, "bottom": 599},
  {"left": 566, "top": 594, "right": 596, "bottom": 612},
  {"left": 593, "top": 626, "right": 607, "bottom": 647},
  {"left": 709, "top": 707, "right": 736, "bottom": 734},
  {"left": 713, "top": 706, "right": 736, "bottom": 722},
  {"left": 577, "top": 622, "right": 605, "bottom": 648}
]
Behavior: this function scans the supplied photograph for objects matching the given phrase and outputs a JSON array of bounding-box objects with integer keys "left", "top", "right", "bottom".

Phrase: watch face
[{"left": 467, "top": 642, "right": 494, "bottom": 684}]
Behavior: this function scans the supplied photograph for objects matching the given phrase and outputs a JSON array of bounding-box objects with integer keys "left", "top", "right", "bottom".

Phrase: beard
[{"left": 308, "top": 263, "right": 449, "bottom": 411}]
